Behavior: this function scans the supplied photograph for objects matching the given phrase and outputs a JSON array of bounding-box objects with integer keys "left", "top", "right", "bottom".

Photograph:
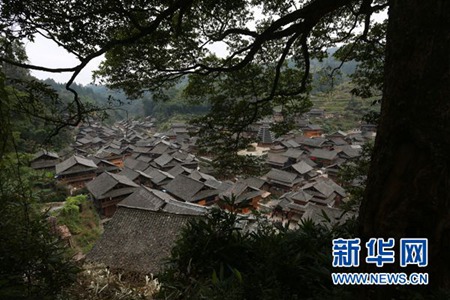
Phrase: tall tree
[
  {"left": 359, "top": 0, "right": 450, "bottom": 288},
  {"left": 1, "top": 0, "right": 449, "bottom": 290}
]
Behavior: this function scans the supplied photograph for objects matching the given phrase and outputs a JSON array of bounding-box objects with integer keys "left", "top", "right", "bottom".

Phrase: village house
[
  {"left": 219, "top": 181, "right": 269, "bottom": 214},
  {"left": 86, "top": 172, "right": 140, "bottom": 217},
  {"left": 167, "top": 164, "right": 194, "bottom": 177},
  {"left": 281, "top": 148, "right": 304, "bottom": 162},
  {"left": 151, "top": 153, "right": 180, "bottom": 171},
  {"left": 86, "top": 187, "right": 207, "bottom": 274},
  {"left": 90, "top": 157, "right": 120, "bottom": 174},
  {"left": 123, "top": 157, "right": 150, "bottom": 171},
  {"left": 309, "top": 148, "right": 339, "bottom": 167},
  {"left": 30, "top": 150, "right": 60, "bottom": 172},
  {"left": 307, "top": 108, "right": 325, "bottom": 118},
  {"left": 266, "top": 153, "right": 293, "bottom": 169},
  {"left": 360, "top": 123, "right": 377, "bottom": 133},
  {"left": 290, "top": 160, "right": 317, "bottom": 180},
  {"left": 145, "top": 168, "right": 175, "bottom": 189},
  {"left": 264, "top": 168, "right": 303, "bottom": 194},
  {"left": 273, "top": 190, "right": 314, "bottom": 222},
  {"left": 55, "top": 155, "right": 98, "bottom": 188},
  {"left": 96, "top": 146, "right": 125, "bottom": 167},
  {"left": 149, "top": 141, "right": 174, "bottom": 158},
  {"left": 302, "top": 124, "right": 323, "bottom": 138},
  {"left": 243, "top": 177, "right": 270, "bottom": 191},
  {"left": 337, "top": 146, "right": 362, "bottom": 160},
  {"left": 301, "top": 178, "right": 346, "bottom": 207},
  {"left": 119, "top": 167, "right": 154, "bottom": 188},
  {"left": 280, "top": 139, "right": 301, "bottom": 149},
  {"left": 326, "top": 130, "right": 347, "bottom": 139},
  {"left": 164, "top": 174, "right": 221, "bottom": 205}
]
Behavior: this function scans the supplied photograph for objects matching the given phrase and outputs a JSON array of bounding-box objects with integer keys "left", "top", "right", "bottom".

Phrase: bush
[
  {"left": 56, "top": 194, "right": 101, "bottom": 255},
  {"left": 0, "top": 160, "right": 79, "bottom": 299},
  {"left": 157, "top": 207, "right": 356, "bottom": 300}
]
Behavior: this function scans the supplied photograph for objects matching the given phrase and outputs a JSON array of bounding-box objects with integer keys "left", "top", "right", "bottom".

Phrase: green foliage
[
  {"left": 56, "top": 194, "right": 101, "bottom": 254},
  {"left": 63, "top": 264, "right": 160, "bottom": 299},
  {"left": 157, "top": 205, "right": 357, "bottom": 300},
  {"left": 338, "top": 141, "right": 374, "bottom": 211},
  {"left": 59, "top": 195, "right": 87, "bottom": 234},
  {"left": 184, "top": 62, "right": 312, "bottom": 176},
  {"left": 29, "top": 170, "right": 70, "bottom": 203},
  {"left": 209, "top": 153, "right": 270, "bottom": 179},
  {"left": 334, "top": 21, "right": 386, "bottom": 99},
  {"left": 158, "top": 203, "right": 448, "bottom": 299},
  {"left": 308, "top": 81, "right": 381, "bottom": 132},
  {"left": 0, "top": 48, "right": 73, "bottom": 153},
  {"left": 0, "top": 156, "right": 78, "bottom": 299}
]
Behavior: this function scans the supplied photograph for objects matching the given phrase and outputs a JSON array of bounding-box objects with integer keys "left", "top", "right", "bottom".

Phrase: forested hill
[
  {"left": 42, "top": 51, "right": 357, "bottom": 123},
  {"left": 43, "top": 78, "right": 210, "bottom": 123}
]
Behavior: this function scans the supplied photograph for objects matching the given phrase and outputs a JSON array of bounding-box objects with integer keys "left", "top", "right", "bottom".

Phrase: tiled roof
[
  {"left": 243, "top": 177, "right": 266, "bottom": 189},
  {"left": 309, "top": 149, "right": 338, "bottom": 161},
  {"left": 32, "top": 150, "right": 59, "bottom": 161},
  {"left": 154, "top": 153, "right": 174, "bottom": 167},
  {"left": 124, "top": 157, "right": 149, "bottom": 171},
  {"left": 282, "top": 148, "right": 304, "bottom": 159},
  {"left": 267, "top": 153, "right": 290, "bottom": 165},
  {"left": 87, "top": 207, "right": 200, "bottom": 274},
  {"left": 165, "top": 175, "right": 205, "bottom": 202},
  {"left": 188, "top": 170, "right": 216, "bottom": 182},
  {"left": 55, "top": 155, "right": 97, "bottom": 175},
  {"left": 119, "top": 167, "right": 140, "bottom": 181},
  {"left": 266, "top": 168, "right": 298, "bottom": 184},
  {"left": 86, "top": 172, "right": 139, "bottom": 199},
  {"left": 299, "top": 137, "right": 328, "bottom": 148},
  {"left": 220, "top": 182, "right": 249, "bottom": 199},
  {"left": 291, "top": 160, "right": 313, "bottom": 175}
]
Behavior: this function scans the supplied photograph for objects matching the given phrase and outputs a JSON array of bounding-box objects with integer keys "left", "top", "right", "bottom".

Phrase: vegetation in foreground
[
  {"left": 0, "top": 156, "right": 79, "bottom": 299},
  {"left": 156, "top": 206, "right": 449, "bottom": 300}
]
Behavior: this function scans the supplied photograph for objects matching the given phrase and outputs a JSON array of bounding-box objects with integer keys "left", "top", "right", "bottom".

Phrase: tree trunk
[{"left": 359, "top": 0, "right": 450, "bottom": 289}]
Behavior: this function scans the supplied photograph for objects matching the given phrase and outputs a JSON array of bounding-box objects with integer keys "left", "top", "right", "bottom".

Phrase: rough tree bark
[{"left": 359, "top": 0, "right": 450, "bottom": 289}]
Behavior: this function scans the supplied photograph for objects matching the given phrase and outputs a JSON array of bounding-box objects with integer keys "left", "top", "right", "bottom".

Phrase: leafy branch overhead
[
  {"left": 1, "top": 0, "right": 387, "bottom": 102},
  {"left": 0, "top": 0, "right": 388, "bottom": 172}
]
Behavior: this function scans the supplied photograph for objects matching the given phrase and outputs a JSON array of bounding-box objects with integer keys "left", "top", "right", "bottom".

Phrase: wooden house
[
  {"left": 243, "top": 177, "right": 270, "bottom": 191},
  {"left": 265, "top": 168, "right": 302, "bottom": 194},
  {"left": 119, "top": 167, "right": 154, "bottom": 188},
  {"left": 55, "top": 156, "right": 98, "bottom": 187},
  {"left": 302, "top": 124, "right": 323, "bottom": 138},
  {"left": 91, "top": 157, "right": 120, "bottom": 174},
  {"left": 219, "top": 181, "right": 268, "bottom": 214},
  {"left": 165, "top": 175, "right": 220, "bottom": 205},
  {"left": 96, "top": 147, "right": 124, "bottom": 167},
  {"left": 307, "top": 108, "right": 325, "bottom": 118},
  {"left": 266, "top": 153, "right": 293, "bottom": 169},
  {"left": 309, "top": 148, "right": 339, "bottom": 167},
  {"left": 144, "top": 168, "right": 175, "bottom": 189},
  {"left": 86, "top": 172, "right": 139, "bottom": 217},
  {"left": 301, "top": 178, "right": 346, "bottom": 207},
  {"left": 86, "top": 190, "right": 206, "bottom": 274},
  {"left": 30, "top": 150, "right": 60, "bottom": 172}
]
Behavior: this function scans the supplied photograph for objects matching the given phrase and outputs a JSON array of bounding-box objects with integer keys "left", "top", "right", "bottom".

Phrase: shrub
[{"left": 157, "top": 206, "right": 357, "bottom": 300}]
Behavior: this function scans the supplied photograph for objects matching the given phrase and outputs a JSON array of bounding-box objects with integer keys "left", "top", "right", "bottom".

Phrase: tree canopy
[
  {"left": 0, "top": 0, "right": 387, "bottom": 165},
  {"left": 1, "top": 0, "right": 450, "bottom": 293}
]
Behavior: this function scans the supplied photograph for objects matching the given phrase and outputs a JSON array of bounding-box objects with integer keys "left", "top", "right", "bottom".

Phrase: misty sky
[
  {"left": 24, "top": 10, "right": 386, "bottom": 86},
  {"left": 25, "top": 35, "right": 103, "bottom": 85},
  {"left": 25, "top": 35, "right": 227, "bottom": 86}
]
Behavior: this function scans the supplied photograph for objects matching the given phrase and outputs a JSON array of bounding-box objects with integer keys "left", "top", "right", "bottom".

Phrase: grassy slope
[
  {"left": 55, "top": 195, "right": 102, "bottom": 256},
  {"left": 310, "top": 81, "right": 381, "bottom": 132}
]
